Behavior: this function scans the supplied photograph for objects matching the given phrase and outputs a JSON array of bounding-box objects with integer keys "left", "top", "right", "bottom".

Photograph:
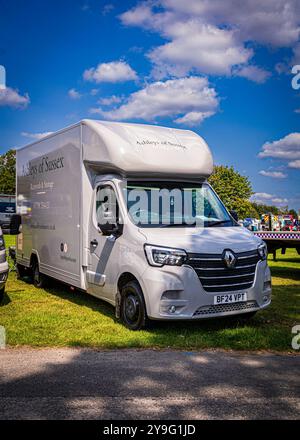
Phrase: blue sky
[{"left": 0, "top": 0, "right": 299, "bottom": 210}]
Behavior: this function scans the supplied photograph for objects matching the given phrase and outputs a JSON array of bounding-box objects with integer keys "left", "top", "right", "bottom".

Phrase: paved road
[{"left": 0, "top": 348, "right": 299, "bottom": 419}]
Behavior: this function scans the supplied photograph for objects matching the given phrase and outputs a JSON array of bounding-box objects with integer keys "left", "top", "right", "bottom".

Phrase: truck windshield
[{"left": 124, "top": 181, "right": 236, "bottom": 228}]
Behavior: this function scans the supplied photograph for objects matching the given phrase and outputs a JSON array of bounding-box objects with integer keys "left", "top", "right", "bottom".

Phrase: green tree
[
  {"left": 251, "top": 202, "right": 280, "bottom": 216},
  {"left": 0, "top": 149, "right": 16, "bottom": 194},
  {"left": 208, "top": 165, "right": 253, "bottom": 218},
  {"left": 239, "top": 200, "right": 259, "bottom": 219},
  {"left": 288, "top": 209, "right": 297, "bottom": 218}
]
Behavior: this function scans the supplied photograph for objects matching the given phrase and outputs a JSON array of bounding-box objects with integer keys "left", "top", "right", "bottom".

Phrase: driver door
[{"left": 86, "top": 183, "right": 119, "bottom": 301}]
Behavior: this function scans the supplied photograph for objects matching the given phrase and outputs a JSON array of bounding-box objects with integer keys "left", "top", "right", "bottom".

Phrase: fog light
[
  {"left": 263, "top": 295, "right": 269, "bottom": 303},
  {"left": 169, "top": 305, "right": 176, "bottom": 314}
]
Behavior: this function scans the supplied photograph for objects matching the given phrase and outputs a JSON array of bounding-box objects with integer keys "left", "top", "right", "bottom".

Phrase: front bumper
[{"left": 141, "top": 260, "right": 271, "bottom": 320}]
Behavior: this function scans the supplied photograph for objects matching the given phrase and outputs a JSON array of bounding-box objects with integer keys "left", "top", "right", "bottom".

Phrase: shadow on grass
[
  {"left": 270, "top": 266, "right": 300, "bottom": 281},
  {"left": 0, "top": 291, "right": 11, "bottom": 306},
  {"left": 36, "top": 277, "right": 263, "bottom": 335},
  {"left": 11, "top": 252, "right": 299, "bottom": 342}
]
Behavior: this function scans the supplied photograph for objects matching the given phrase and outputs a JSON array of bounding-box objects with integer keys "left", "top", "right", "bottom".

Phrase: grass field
[{"left": 1, "top": 235, "right": 299, "bottom": 351}]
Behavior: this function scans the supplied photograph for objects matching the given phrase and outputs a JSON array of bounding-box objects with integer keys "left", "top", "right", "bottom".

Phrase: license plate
[{"left": 214, "top": 292, "right": 247, "bottom": 305}]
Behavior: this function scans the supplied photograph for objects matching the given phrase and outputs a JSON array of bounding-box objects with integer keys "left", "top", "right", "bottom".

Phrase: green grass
[{"left": 1, "top": 235, "right": 299, "bottom": 351}]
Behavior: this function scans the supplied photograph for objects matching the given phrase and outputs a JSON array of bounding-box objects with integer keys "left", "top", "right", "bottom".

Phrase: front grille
[
  {"left": 194, "top": 300, "right": 258, "bottom": 316},
  {"left": 186, "top": 249, "right": 260, "bottom": 293}
]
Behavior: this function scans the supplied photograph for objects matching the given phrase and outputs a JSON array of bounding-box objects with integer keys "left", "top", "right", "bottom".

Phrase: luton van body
[{"left": 16, "top": 120, "right": 271, "bottom": 329}]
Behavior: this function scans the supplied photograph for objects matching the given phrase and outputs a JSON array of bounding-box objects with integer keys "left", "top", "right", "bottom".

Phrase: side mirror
[
  {"left": 230, "top": 210, "right": 238, "bottom": 222},
  {"left": 2, "top": 214, "right": 21, "bottom": 235}
]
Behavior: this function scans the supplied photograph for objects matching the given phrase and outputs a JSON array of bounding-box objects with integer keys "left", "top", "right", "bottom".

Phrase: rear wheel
[
  {"left": 32, "top": 261, "right": 46, "bottom": 288},
  {"left": 120, "top": 281, "right": 148, "bottom": 330},
  {"left": 16, "top": 264, "right": 27, "bottom": 280},
  {"left": 0, "top": 287, "right": 4, "bottom": 304}
]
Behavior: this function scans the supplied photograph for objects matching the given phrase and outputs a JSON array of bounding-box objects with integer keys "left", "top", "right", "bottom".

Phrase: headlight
[
  {"left": 0, "top": 236, "right": 4, "bottom": 251},
  {"left": 144, "top": 244, "right": 187, "bottom": 267},
  {"left": 258, "top": 242, "right": 268, "bottom": 260}
]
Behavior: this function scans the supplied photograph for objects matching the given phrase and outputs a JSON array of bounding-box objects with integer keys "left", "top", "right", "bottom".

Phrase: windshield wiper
[
  {"left": 161, "top": 222, "right": 192, "bottom": 227},
  {"left": 206, "top": 219, "right": 232, "bottom": 227}
]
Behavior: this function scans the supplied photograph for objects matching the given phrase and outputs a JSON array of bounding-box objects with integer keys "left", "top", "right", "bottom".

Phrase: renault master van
[{"left": 15, "top": 120, "right": 271, "bottom": 329}]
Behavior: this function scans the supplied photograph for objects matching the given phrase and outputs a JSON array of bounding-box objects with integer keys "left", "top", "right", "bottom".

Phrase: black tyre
[
  {"left": 0, "top": 287, "right": 4, "bottom": 304},
  {"left": 32, "top": 262, "right": 46, "bottom": 288},
  {"left": 16, "top": 264, "right": 26, "bottom": 280},
  {"left": 120, "top": 280, "right": 148, "bottom": 330}
]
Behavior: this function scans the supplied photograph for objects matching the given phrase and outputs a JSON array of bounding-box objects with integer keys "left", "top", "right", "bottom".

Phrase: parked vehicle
[
  {"left": 0, "top": 194, "right": 16, "bottom": 232},
  {"left": 0, "top": 226, "right": 9, "bottom": 303},
  {"left": 12, "top": 120, "right": 272, "bottom": 329},
  {"left": 281, "top": 215, "right": 294, "bottom": 231},
  {"left": 243, "top": 218, "right": 260, "bottom": 231}
]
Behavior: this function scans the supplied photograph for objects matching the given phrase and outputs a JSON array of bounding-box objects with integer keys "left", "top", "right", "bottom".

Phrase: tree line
[{"left": 0, "top": 149, "right": 297, "bottom": 219}]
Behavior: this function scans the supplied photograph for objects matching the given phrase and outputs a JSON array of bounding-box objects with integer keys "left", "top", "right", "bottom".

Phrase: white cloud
[
  {"left": 120, "top": 0, "right": 300, "bottom": 80},
  {"left": 83, "top": 61, "right": 137, "bottom": 83},
  {"left": 259, "top": 170, "right": 287, "bottom": 178},
  {"left": 92, "top": 76, "right": 218, "bottom": 125},
  {"left": 235, "top": 65, "right": 271, "bottom": 83},
  {"left": 258, "top": 133, "right": 300, "bottom": 160},
  {"left": 251, "top": 192, "right": 273, "bottom": 200},
  {"left": 102, "top": 3, "right": 114, "bottom": 16},
  {"left": 148, "top": 23, "right": 252, "bottom": 77},
  {"left": 162, "top": 0, "right": 300, "bottom": 47},
  {"left": 174, "top": 111, "right": 214, "bottom": 126},
  {"left": 251, "top": 192, "right": 288, "bottom": 206},
  {"left": 68, "top": 88, "right": 82, "bottom": 99},
  {"left": 271, "top": 197, "right": 289, "bottom": 204},
  {"left": 120, "top": 4, "right": 155, "bottom": 29},
  {"left": 275, "top": 62, "right": 290, "bottom": 75},
  {"left": 90, "top": 89, "right": 99, "bottom": 96},
  {"left": 89, "top": 108, "right": 103, "bottom": 115},
  {"left": 288, "top": 159, "right": 300, "bottom": 169},
  {"left": 0, "top": 87, "right": 30, "bottom": 108},
  {"left": 98, "top": 95, "right": 122, "bottom": 106},
  {"left": 21, "top": 131, "right": 54, "bottom": 140}
]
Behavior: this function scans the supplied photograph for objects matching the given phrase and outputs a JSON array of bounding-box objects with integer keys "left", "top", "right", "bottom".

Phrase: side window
[{"left": 96, "top": 185, "right": 119, "bottom": 226}]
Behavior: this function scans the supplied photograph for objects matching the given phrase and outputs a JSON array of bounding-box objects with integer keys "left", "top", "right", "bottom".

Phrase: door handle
[{"left": 90, "top": 239, "right": 98, "bottom": 248}]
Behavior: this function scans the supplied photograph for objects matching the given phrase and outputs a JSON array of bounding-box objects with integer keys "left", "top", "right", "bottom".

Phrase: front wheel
[
  {"left": 120, "top": 281, "right": 148, "bottom": 330},
  {"left": 0, "top": 287, "right": 4, "bottom": 304}
]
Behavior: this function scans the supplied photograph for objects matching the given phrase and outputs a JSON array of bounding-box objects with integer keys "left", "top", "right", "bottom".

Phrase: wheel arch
[
  {"left": 29, "top": 251, "right": 40, "bottom": 268},
  {"left": 116, "top": 272, "right": 146, "bottom": 320},
  {"left": 117, "top": 272, "right": 141, "bottom": 293}
]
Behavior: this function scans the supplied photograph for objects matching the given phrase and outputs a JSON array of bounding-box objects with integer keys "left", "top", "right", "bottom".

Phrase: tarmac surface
[{"left": 0, "top": 348, "right": 299, "bottom": 419}]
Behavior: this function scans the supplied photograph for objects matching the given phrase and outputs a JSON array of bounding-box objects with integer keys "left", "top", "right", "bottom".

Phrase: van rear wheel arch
[{"left": 30, "top": 253, "right": 46, "bottom": 288}]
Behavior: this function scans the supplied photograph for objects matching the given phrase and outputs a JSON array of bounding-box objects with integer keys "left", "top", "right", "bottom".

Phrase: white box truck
[{"left": 15, "top": 120, "right": 271, "bottom": 329}]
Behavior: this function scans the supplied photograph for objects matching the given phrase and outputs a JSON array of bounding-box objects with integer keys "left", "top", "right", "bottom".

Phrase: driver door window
[{"left": 96, "top": 185, "right": 119, "bottom": 226}]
